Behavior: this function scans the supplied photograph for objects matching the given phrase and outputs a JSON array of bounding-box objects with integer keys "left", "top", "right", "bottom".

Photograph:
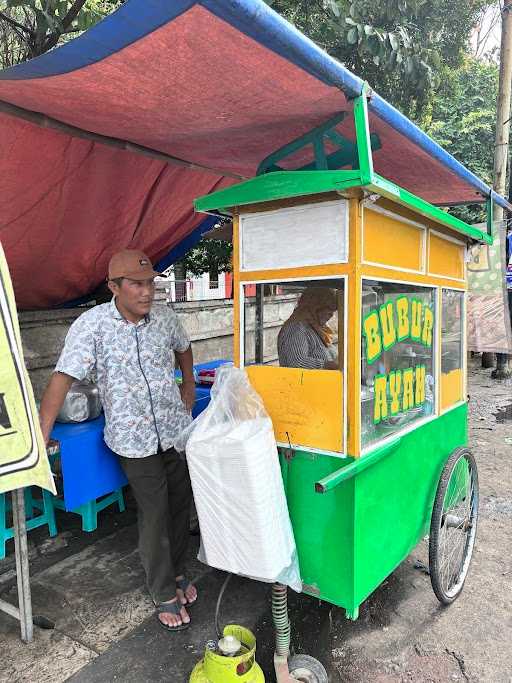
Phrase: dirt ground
[{"left": 0, "top": 357, "right": 511, "bottom": 682}]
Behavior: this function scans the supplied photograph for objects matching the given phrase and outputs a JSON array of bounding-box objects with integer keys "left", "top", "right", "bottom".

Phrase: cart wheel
[
  {"left": 288, "top": 654, "right": 328, "bottom": 682},
  {"left": 429, "top": 447, "right": 479, "bottom": 605}
]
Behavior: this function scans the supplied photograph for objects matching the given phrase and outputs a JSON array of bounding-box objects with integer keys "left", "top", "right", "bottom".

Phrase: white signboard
[{"left": 240, "top": 199, "right": 349, "bottom": 272}]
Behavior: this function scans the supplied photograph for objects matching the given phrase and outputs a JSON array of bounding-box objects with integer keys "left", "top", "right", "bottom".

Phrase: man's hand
[
  {"left": 179, "top": 381, "right": 195, "bottom": 412},
  {"left": 40, "top": 417, "right": 52, "bottom": 447},
  {"left": 176, "top": 346, "right": 195, "bottom": 412}
]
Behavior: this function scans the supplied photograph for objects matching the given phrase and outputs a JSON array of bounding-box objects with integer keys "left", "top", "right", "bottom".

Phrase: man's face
[{"left": 110, "top": 277, "right": 155, "bottom": 318}]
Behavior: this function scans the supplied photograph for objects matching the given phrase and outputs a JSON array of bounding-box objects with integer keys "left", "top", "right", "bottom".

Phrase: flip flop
[
  {"left": 176, "top": 577, "right": 198, "bottom": 606},
  {"left": 156, "top": 600, "right": 190, "bottom": 632}
]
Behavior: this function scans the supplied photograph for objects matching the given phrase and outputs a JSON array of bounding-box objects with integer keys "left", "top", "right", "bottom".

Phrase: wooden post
[
  {"left": 493, "top": 0, "right": 512, "bottom": 378},
  {"left": 12, "top": 489, "right": 33, "bottom": 643},
  {"left": 493, "top": 0, "right": 512, "bottom": 222},
  {"left": 0, "top": 489, "right": 33, "bottom": 643}
]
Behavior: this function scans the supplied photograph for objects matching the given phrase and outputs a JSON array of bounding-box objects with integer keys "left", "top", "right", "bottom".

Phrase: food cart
[{"left": 194, "top": 90, "right": 482, "bottom": 636}]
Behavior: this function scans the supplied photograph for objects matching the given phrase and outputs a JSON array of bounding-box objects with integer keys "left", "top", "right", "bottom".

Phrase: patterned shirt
[
  {"left": 277, "top": 320, "right": 337, "bottom": 369},
  {"left": 55, "top": 299, "right": 192, "bottom": 458}
]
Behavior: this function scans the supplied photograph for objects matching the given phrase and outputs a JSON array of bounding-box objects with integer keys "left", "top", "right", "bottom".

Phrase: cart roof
[
  {"left": 0, "top": 0, "right": 506, "bottom": 307},
  {"left": 195, "top": 171, "right": 492, "bottom": 244}
]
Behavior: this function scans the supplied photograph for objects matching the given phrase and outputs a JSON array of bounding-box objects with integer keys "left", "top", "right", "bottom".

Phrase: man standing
[{"left": 39, "top": 249, "right": 197, "bottom": 631}]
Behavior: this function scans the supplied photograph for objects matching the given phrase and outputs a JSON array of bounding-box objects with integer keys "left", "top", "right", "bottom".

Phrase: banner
[
  {"left": 0, "top": 243, "right": 55, "bottom": 495},
  {"left": 467, "top": 222, "right": 512, "bottom": 354}
]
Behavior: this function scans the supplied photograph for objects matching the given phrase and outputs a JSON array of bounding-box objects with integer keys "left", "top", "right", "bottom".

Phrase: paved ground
[{"left": 1, "top": 358, "right": 511, "bottom": 682}]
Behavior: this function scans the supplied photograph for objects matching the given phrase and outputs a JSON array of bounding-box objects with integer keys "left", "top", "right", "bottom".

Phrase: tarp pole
[{"left": 0, "top": 99, "right": 244, "bottom": 180}]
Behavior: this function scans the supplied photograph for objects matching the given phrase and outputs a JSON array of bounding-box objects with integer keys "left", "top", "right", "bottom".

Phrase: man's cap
[{"left": 108, "top": 249, "right": 160, "bottom": 281}]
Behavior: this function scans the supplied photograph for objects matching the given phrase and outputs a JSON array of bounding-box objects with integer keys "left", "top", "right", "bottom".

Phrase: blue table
[
  {"left": 51, "top": 415, "right": 127, "bottom": 513},
  {"left": 50, "top": 359, "right": 230, "bottom": 514}
]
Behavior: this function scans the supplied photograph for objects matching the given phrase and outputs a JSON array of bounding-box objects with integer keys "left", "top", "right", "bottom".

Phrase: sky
[{"left": 471, "top": 2, "right": 502, "bottom": 60}]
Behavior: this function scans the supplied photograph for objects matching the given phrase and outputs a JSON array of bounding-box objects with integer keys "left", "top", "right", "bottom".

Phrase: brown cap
[{"left": 108, "top": 249, "right": 160, "bottom": 281}]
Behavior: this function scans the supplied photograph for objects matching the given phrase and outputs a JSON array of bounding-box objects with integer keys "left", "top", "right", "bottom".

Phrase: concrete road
[{"left": 0, "top": 359, "right": 510, "bottom": 682}]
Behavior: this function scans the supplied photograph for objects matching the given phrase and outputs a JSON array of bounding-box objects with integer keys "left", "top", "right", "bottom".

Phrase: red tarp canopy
[{"left": 0, "top": 0, "right": 506, "bottom": 308}]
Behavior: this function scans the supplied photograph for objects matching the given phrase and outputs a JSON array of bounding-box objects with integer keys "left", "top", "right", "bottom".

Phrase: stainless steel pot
[{"left": 56, "top": 380, "right": 102, "bottom": 423}]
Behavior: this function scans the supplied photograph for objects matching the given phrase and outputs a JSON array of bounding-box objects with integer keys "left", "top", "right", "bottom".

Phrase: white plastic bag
[{"left": 182, "top": 365, "right": 301, "bottom": 591}]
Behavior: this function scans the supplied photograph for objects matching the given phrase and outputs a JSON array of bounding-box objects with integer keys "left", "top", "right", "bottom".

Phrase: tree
[
  {"left": 0, "top": 0, "right": 123, "bottom": 69},
  {"left": 182, "top": 240, "right": 232, "bottom": 279},
  {"left": 424, "top": 57, "right": 499, "bottom": 223},
  {"left": 268, "top": 0, "right": 493, "bottom": 118}
]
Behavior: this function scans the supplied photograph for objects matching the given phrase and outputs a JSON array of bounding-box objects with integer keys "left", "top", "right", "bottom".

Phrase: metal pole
[
  {"left": 11, "top": 489, "right": 33, "bottom": 643},
  {"left": 255, "top": 284, "right": 264, "bottom": 364}
]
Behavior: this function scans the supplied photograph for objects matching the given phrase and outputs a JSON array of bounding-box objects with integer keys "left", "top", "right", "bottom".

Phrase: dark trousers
[{"left": 119, "top": 448, "right": 192, "bottom": 604}]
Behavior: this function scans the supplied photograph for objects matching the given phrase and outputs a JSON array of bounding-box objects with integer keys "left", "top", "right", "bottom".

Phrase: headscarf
[{"left": 286, "top": 287, "right": 338, "bottom": 346}]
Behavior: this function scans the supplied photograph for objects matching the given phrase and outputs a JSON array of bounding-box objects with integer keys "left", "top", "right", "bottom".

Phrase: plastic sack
[{"left": 182, "top": 365, "right": 301, "bottom": 592}]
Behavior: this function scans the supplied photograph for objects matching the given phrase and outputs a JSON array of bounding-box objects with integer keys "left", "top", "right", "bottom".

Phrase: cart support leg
[
  {"left": 274, "top": 653, "right": 295, "bottom": 683},
  {"left": 272, "top": 583, "right": 296, "bottom": 683},
  {"left": 345, "top": 605, "right": 359, "bottom": 621}
]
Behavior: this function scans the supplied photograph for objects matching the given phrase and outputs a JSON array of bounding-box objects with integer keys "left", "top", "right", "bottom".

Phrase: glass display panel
[
  {"left": 243, "top": 280, "right": 344, "bottom": 371},
  {"left": 441, "top": 289, "right": 464, "bottom": 409},
  {"left": 361, "top": 280, "right": 436, "bottom": 448}
]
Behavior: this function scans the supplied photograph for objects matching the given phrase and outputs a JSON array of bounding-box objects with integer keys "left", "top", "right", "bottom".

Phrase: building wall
[{"left": 159, "top": 272, "right": 229, "bottom": 302}]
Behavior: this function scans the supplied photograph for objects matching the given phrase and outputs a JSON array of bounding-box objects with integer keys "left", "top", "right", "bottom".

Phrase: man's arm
[
  {"left": 176, "top": 346, "right": 195, "bottom": 412},
  {"left": 39, "top": 372, "right": 75, "bottom": 444}
]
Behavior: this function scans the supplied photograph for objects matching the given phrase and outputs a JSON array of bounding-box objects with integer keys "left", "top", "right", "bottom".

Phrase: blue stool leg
[
  {"left": 0, "top": 493, "right": 6, "bottom": 561},
  {"left": 117, "top": 488, "right": 125, "bottom": 513},
  {"left": 79, "top": 501, "right": 97, "bottom": 533},
  {"left": 42, "top": 489, "right": 58, "bottom": 538}
]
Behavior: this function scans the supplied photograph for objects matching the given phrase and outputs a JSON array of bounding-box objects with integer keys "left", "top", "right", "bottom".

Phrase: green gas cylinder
[{"left": 190, "top": 625, "right": 265, "bottom": 683}]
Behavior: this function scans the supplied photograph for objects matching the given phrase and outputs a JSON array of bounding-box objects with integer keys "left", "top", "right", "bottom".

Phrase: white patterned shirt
[{"left": 55, "top": 299, "right": 192, "bottom": 457}]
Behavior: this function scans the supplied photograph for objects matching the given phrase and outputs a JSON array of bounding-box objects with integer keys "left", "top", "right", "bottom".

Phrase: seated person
[{"left": 277, "top": 287, "right": 339, "bottom": 369}]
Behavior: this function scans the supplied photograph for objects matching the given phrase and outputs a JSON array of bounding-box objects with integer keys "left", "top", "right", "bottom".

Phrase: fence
[{"left": 155, "top": 275, "right": 231, "bottom": 302}]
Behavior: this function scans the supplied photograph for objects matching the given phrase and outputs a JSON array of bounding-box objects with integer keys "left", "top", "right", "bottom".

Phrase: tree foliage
[
  {"left": 268, "top": 0, "right": 492, "bottom": 117},
  {"left": 182, "top": 239, "right": 232, "bottom": 279},
  {"left": 0, "top": 0, "right": 123, "bottom": 68},
  {"left": 424, "top": 57, "right": 499, "bottom": 223},
  {"left": 426, "top": 59, "right": 498, "bottom": 187}
]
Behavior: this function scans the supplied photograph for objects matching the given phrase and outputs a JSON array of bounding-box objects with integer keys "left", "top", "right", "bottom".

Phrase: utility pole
[
  {"left": 494, "top": 0, "right": 512, "bottom": 222},
  {"left": 491, "top": 0, "right": 512, "bottom": 379}
]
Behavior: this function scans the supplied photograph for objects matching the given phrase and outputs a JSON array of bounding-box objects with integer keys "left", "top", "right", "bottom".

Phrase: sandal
[
  {"left": 156, "top": 600, "right": 190, "bottom": 632},
  {"left": 176, "top": 577, "right": 198, "bottom": 606}
]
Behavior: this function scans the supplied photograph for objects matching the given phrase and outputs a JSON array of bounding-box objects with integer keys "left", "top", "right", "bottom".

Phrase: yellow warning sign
[{"left": 0, "top": 243, "right": 55, "bottom": 495}]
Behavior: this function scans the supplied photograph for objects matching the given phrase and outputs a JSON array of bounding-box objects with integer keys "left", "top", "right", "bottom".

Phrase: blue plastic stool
[
  {"left": 51, "top": 488, "right": 125, "bottom": 532},
  {"left": 0, "top": 487, "right": 58, "bottom": 560}
]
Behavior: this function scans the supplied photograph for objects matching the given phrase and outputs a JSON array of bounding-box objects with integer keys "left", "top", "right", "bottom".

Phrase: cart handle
[{"left": 314, "top": 437, "right": 402, "bottom": 493}]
